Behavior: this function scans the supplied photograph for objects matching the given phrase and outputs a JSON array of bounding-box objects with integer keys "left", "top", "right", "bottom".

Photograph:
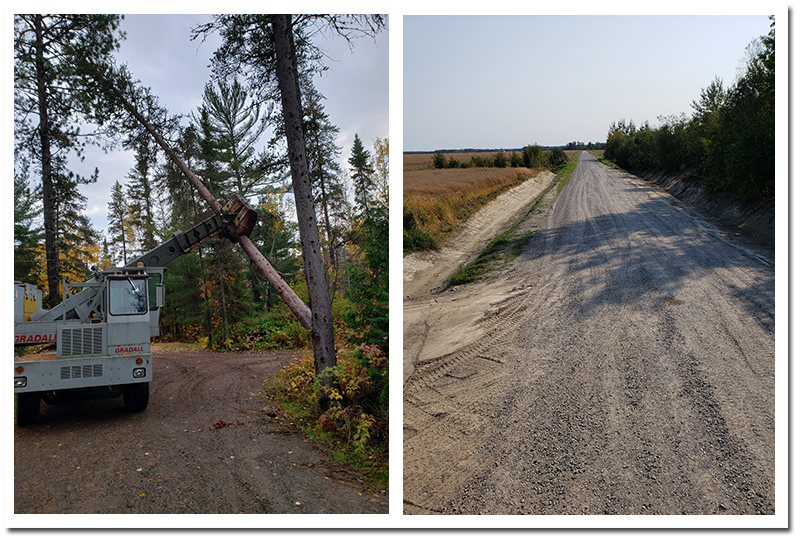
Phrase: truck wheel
[
  {"left": 16, "top": 392, "right": 41, "bottom": 426},
  {"left": 123, "top": 383, "right": 149, "bottom": 412}
]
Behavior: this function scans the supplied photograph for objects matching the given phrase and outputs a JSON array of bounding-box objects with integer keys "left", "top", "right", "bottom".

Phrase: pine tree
[
  {"left": 14, "top": 157, "right": 43, "bottom": 284},
  {"left": 346, "top": 206, "right": 389, "bottom": 355},
  {"left": 304, "top": 87, "right": 351, "bottom": 296},
  {"left": 349, "top": 134, "right": 375, "bottom": 217},
  {"left": 125, "top": 138, "right": 159, "bottom": 253},
  {"left": 14, "top": 14, "right": 124, "bottom": 306},
  {"left": 107, "top": 181, "right": 134, "bottom": 265},
  {"left": 196, "top": 79, "right": 271, "bottom": 200}
]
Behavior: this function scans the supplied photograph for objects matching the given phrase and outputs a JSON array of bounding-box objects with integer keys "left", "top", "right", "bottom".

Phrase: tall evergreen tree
[
  {"left": 346, "top": 205, "right": 389, "bottom": 356},
  {"left": 125, "top": 137, "right": 159, "bottom": 253},
  {"left": 348, "top": 133, "right": 375, "bottom": 217},
  {"left": 196, "top": 79, "right": 271, "bottom": 200},
  {"left": 194, "top": 14, "right": 386, "bottom": 387},
  {"left": 107, "top": 180, "right": 134, "bottom": 265},
  {"left": 193, "top": 101, "right": 250, "bottom": 343},
  {"left": 14, "top": 14, "right": 124, "bottom": 306},
  {"left": 14, "top": 156, "right": 43, "bottom": 284},
  {"left": 304, "top": 87, "right": 349, "bottom": 295}
]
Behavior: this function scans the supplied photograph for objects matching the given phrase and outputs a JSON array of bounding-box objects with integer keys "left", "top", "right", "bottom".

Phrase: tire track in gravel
[{"left": 403, "top": 152, "right": 775, "bottom": 515}]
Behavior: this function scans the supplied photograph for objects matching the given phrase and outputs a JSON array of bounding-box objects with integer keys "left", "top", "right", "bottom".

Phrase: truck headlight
[
  {"left": 14, "top": 377, "right": 27, "bottom": 388},
  {"left": 132, "top": 368, "right": 147, "bottom": 379}
]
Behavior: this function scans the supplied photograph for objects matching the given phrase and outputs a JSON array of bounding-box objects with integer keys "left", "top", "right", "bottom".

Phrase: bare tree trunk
[
  {"left": 272, "top": 14, "right": 337, "bottom": 388},
  {"left": 220, "top": 271, "right": 229, "bottom": 341},
  {"left": 34, "top": 15, "right": 60, "bottom": 308}
]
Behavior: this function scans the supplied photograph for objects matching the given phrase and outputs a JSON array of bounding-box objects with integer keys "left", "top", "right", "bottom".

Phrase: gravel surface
[
  {"left": 403, "top": 152, "right": 775, "bottom": 515},
  {"left": 14, "top": 346, "right": 388, "bottom": 514}
]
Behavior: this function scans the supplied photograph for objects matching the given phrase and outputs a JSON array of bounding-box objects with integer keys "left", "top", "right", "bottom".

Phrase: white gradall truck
[{"left": 13, "top": 196, "right": 256, "bottom": 426}]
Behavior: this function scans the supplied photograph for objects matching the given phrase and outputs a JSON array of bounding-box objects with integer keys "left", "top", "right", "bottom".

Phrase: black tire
[
  {"left": 123, "top": 382, "right": 149, "bottom": 412},
  {"left": 16, "top": 392, "right": 41, "bottom": 426}
]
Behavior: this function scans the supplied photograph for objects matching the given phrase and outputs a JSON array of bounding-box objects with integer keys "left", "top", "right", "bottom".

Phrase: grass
[
  {"left": 554, "top": 149, "right": 582, "bottom": 193},
  {"left": 403, "top": 161, "right": 538, "bottom": 253},
  {"left": 448, "top": 150, "right": 582, "bottom": 285},
  {"left": 449, "top": 229, "right": 533, "bottom": 285}
]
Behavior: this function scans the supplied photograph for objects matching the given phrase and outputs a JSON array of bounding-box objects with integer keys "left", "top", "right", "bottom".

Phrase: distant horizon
[{"left": 403, "top": 142, "right": 606, "bottom": 154}]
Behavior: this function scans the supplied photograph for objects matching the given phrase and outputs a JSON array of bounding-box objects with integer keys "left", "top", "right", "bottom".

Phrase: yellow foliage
[{"left": 30, "top": 231, "right": 108, "bottom": 299}]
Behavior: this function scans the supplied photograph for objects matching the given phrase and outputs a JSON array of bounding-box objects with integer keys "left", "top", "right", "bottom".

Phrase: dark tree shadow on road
[{"left": 517, "top": 190, "right": 775, "bottom": 335}]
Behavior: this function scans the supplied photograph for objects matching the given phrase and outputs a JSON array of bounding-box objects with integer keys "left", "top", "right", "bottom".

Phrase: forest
[
  {"left": 14, "top": 15, "right": 389, "bottom": 463},
  {"left": 604, "top": 16, "right": 775, "bottom": 202}
]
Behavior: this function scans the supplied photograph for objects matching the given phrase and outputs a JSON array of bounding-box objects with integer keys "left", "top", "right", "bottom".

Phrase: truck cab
[
  {"left": 13, "top": 266, "right": 164, "bottom": 425},
  {"left": 13, "top": 195, "right": 255, "bottom": 426}
]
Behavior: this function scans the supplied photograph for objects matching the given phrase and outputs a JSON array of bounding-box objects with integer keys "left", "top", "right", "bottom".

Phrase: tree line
[
  {"left": 604, "top": 16, "right": 775, "bottom": 201},
  {"left": 565, "top": 141, "right": 605, "bottom": 151},
  {"left": 432, "top": 144, "right": 568, "bottom": 171}
]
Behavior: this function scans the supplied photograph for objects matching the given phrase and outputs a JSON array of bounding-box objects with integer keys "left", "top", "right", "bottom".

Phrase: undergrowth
[{"left": 263, "top": 344, "right": 389, "bottom": 491}]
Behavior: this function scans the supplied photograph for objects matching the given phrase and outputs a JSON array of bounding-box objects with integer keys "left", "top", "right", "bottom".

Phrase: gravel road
[
  {"left": 403, "top": 152, "right": 775, "bottom": 515},
  {"left": 14, "top": 346, "right": 388, "bottom": 514}
]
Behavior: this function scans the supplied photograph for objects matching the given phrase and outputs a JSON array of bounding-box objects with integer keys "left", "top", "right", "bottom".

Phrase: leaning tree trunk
[
  {"left": 82, "top": 61, "right": 314, "bottom": 330},
  {"left": 272, "top": 14, "right": 337, "bottom": 390}
]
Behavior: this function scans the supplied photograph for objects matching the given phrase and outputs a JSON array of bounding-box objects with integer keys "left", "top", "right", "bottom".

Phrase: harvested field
[
  {"left": 403, "top": 167, "right": 532, "bottom": 199},
  {"left": 403, "top": 163, "right": 539, "bottom": 253},
  {"left": 404, "top": 151, "right": 505, "bottom": 171}
]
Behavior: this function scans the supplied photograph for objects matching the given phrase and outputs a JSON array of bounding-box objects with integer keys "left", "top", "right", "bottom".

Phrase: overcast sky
[
  {"left": 71, "top": 14, "right": 389, "bottom": 236},
  {"left": 403, "top": 14, "right": 772, "bottom": 151}
]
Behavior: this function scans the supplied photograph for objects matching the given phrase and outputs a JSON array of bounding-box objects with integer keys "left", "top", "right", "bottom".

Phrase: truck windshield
[{"left": 109, "top": 277, "right": 148, "bottom": 316}]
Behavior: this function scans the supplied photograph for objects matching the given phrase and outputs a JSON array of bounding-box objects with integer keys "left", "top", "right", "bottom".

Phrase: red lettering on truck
[
  {"left": 114, "top": 346, "right": 145, "bottom": 354},
  {"left": 14, "top": 333, "right": 56, "bottom": 344}
]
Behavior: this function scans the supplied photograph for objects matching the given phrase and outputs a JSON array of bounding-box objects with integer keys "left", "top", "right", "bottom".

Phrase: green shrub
[{"left": 432, "top": 151, "right": 446, "bottom": 169}]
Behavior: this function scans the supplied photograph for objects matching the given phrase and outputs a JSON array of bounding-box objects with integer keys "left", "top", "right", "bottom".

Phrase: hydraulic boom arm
[
  {"left": 27, "top": 196, "right": 257, "bottom": 325},
  {"left": 125, "top": 195, "right": 256, "bottom": 269}
]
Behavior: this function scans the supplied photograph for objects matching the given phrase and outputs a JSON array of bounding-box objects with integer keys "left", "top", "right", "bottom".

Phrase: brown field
[
  {"left": 403, "top": 156, "right": 538, "bottom": 252},
  {"left": 404, "top": 151, "right": 504, "bottom": 171},
  {"left": 403, "top": 167, "right": 532, "bottom": 199},
  {"left": 401, "top": 149, "right": 593, "bottom": 251}
]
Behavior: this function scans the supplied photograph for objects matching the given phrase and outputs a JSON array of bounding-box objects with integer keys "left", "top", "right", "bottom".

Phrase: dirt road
[
  {"left": 403, "top": 152, "right": 775, "bottom": 515},
  {"left": 14, "top": 346, "right": 388, "bottom": 514}
]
